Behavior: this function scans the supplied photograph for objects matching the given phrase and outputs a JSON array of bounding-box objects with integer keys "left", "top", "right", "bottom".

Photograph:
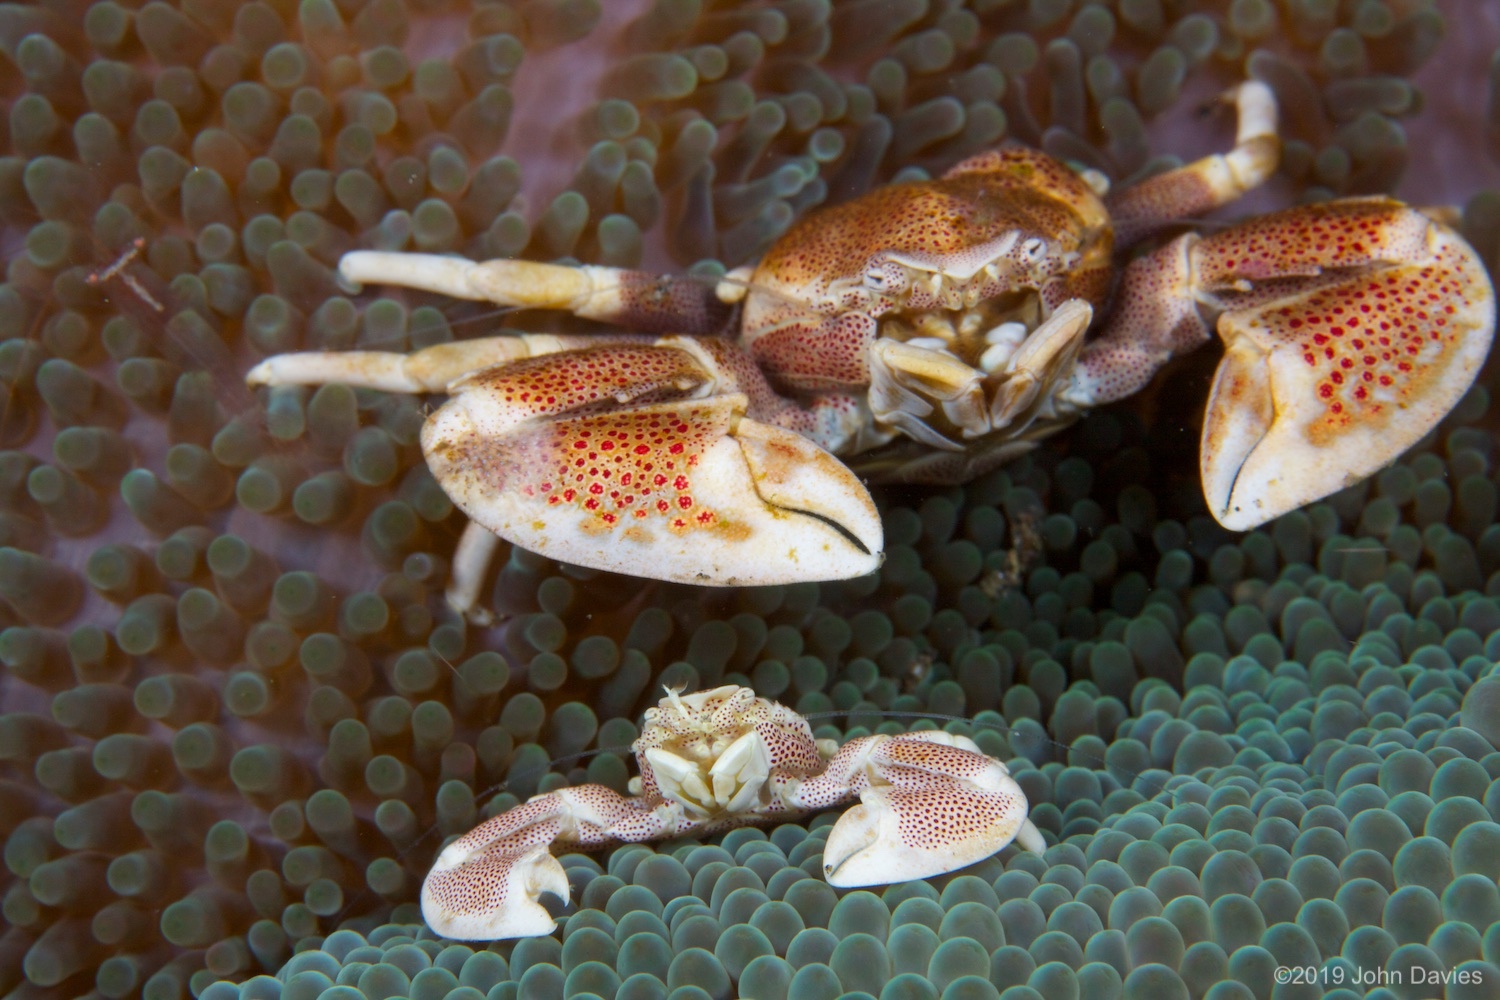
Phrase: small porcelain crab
[
  {"left": 419, "top": 685, "right": 1044, "bottom": 940},
  {"left": 247, "top": 81, "right": 1494, "bottom": 612}
]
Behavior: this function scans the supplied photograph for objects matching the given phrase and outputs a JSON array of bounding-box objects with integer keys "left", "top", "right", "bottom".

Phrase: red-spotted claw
[
  {"left": 1062, "top": 198, "right": 1495, "bottom": 531},
  {"left": 420, "top": 339, "right": 883, "bottom": 586}
]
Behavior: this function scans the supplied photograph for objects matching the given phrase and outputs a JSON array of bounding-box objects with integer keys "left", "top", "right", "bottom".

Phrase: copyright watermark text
[{"left": 1275, "top": 966, "right": 1486, "bottom": 987}]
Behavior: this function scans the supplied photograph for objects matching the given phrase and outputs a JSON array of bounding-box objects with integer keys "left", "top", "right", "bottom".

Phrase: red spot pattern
[
  {"left": 530, "top": 405, "right": 719, "bottom": 532},
  {"left": 1271, "top": 254, "right": 1470, "bottom": 432},
  {"left": 1196, "top": 201, "right": 1477, "bottom": 434},
  {"left": 1195, "top": 200, "right": 1412, "bottom": 284}
]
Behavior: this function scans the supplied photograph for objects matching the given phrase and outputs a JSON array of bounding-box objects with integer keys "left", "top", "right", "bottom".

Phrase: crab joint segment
[
  {"left": 1107, "top": 80, "right": 1280, "bottom": 245},
  {"left": 244, "top": 334, "right": 578, "bottom": 393},
  {"left": 817, "top": 732, "right": 1040, "bottom": 887},
  {"left": 421, "top": 344, "right": 882, "bottom": 585}
]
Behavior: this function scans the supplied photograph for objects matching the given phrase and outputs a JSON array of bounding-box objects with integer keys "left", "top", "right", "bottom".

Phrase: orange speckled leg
[
  {"left": 1069, "top": 198, "right": 1495, "bottom": 531},
  {"left": 1107, "top": 81, "right": 1280, "bottom": 246}
]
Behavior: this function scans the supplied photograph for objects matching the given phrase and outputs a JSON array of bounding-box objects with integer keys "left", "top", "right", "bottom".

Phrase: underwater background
[{"left": 2, "top": 0, "right": 1500, "bottom": 999}]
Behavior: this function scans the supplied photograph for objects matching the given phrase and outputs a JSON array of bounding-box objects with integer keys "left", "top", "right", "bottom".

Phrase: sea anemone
[{"left": 0, "top": 1, "right": 1497, "bottom": 998}]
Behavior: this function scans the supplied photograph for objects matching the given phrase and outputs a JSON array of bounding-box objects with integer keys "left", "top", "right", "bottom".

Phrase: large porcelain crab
[
  {"left": 419, "top": 685, "right": 1043, "bottom": 940},
  {"left": 247, "top": 81, "right": 1494, "bottom": 612}
]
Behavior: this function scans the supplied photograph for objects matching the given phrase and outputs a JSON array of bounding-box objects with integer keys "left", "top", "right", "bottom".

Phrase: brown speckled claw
[
  {"left": 422, "top": 786, "right": 645, "bottom": 940},
  {"left": 805, "top": 732, "right": 1042, "bottom": 887}
]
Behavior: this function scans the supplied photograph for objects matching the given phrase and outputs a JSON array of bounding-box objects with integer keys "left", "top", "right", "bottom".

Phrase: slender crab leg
[
  {"left": 244, "top": 333, "right": 624, "bottom": 393},
  {"left": 339, "top": 252, "right": 734, "bottom": 335},
  {"left": 445, "top": 521, "right": 502, "bottom": 625},
  {"left": 1107, "top": 80, "right": 1280, "bottom": 246},
  {"left": 796, "top": 731, "right": 1044, "bottom": 887},
  {"left": 1064, "top": 198, "right": 1495, "bottom": 530}
]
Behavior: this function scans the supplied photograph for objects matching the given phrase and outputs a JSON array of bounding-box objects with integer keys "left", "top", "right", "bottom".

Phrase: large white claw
[
  {"left": 821, "top": 736, "right": 1036, "bottom": 888},
  {"left": 421, "top": 844, "right": 570, "bottom": 941},
  {"left": 420, "top": 348, "right": 883, "bottom": 585},
  {"left": 1201, "top": 209, "right": 1495, "bottom": 530}
]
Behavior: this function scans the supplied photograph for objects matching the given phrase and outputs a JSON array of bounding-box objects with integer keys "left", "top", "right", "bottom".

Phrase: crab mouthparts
[
  {"left": 645, "top": 729, "right": 772, "bottom": 819},
  {"left": 883, "top": 289, "right": 1047, "bottom": 373}
]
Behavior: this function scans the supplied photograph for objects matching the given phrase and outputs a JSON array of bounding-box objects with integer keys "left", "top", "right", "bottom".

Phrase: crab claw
[
  {"left": 1199, "top": 202, "right": 1495, "bottom": 530},
  {"left": 423, "top": 843, "right": 570, "bottom": 940},
  {"left": 820, "top": 734, "right": 1037, "bottom": 887},
  {"left": 420, "top": 343, "right": 882, "bottom": 585},
  {"left": 421, "top": 786, "right": 654, "bottom": 940}
]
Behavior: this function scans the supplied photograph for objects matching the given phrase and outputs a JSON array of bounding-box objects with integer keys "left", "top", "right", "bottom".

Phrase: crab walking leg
[
  {"left": 243, "top": 334, "right": 611, "bottom": 392},
  {"left": 445, "top": 520, "right": 502, "bottom": 623},
  {"left": 339, "top": 252, "right": 735, "bottom": 335},
  {"left": 422, "top": 786, "right": 670, "bottom": 940},
  {"left": 792, "top": 731, "right": 1041, "bottom": 887},
  {"left": 1107, "top": 80, "right": 1280, "bottom": 246}
]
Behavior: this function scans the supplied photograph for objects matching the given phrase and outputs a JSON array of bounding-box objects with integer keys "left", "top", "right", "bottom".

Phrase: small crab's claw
[
  {"left": 813, "top": 733, "right": 1038, "bottom": 888},
  {"left": 1197, "top": 201, "right": 1496, "bottom": 530},
  {"left": 422, "top": 786, "right": 653, "bottom": 940},
  {"left": 424, "top": 843, "right": 570, "bottom": 940},
  {"left": 421, "top": 342, "right": 882, "bottom": 586}
]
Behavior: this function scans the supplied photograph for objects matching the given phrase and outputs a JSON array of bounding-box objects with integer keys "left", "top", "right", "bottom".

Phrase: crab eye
[
  {"left": 862, "top": 270, "right": 886, "bottom": 290},
  {"left": 1021, "top": 238, "right": 1046, "bottom": 260}
]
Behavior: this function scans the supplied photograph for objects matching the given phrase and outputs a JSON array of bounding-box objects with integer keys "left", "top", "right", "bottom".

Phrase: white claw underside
[
  {"left": 820, "top": 734, "right": 1035, "bottom": 888},
  {"left": 422, "top": 845, "right": 570, "bottom": 941},
  {"left": 422, "top": 388, "right": 883, "bottom": 587}
]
